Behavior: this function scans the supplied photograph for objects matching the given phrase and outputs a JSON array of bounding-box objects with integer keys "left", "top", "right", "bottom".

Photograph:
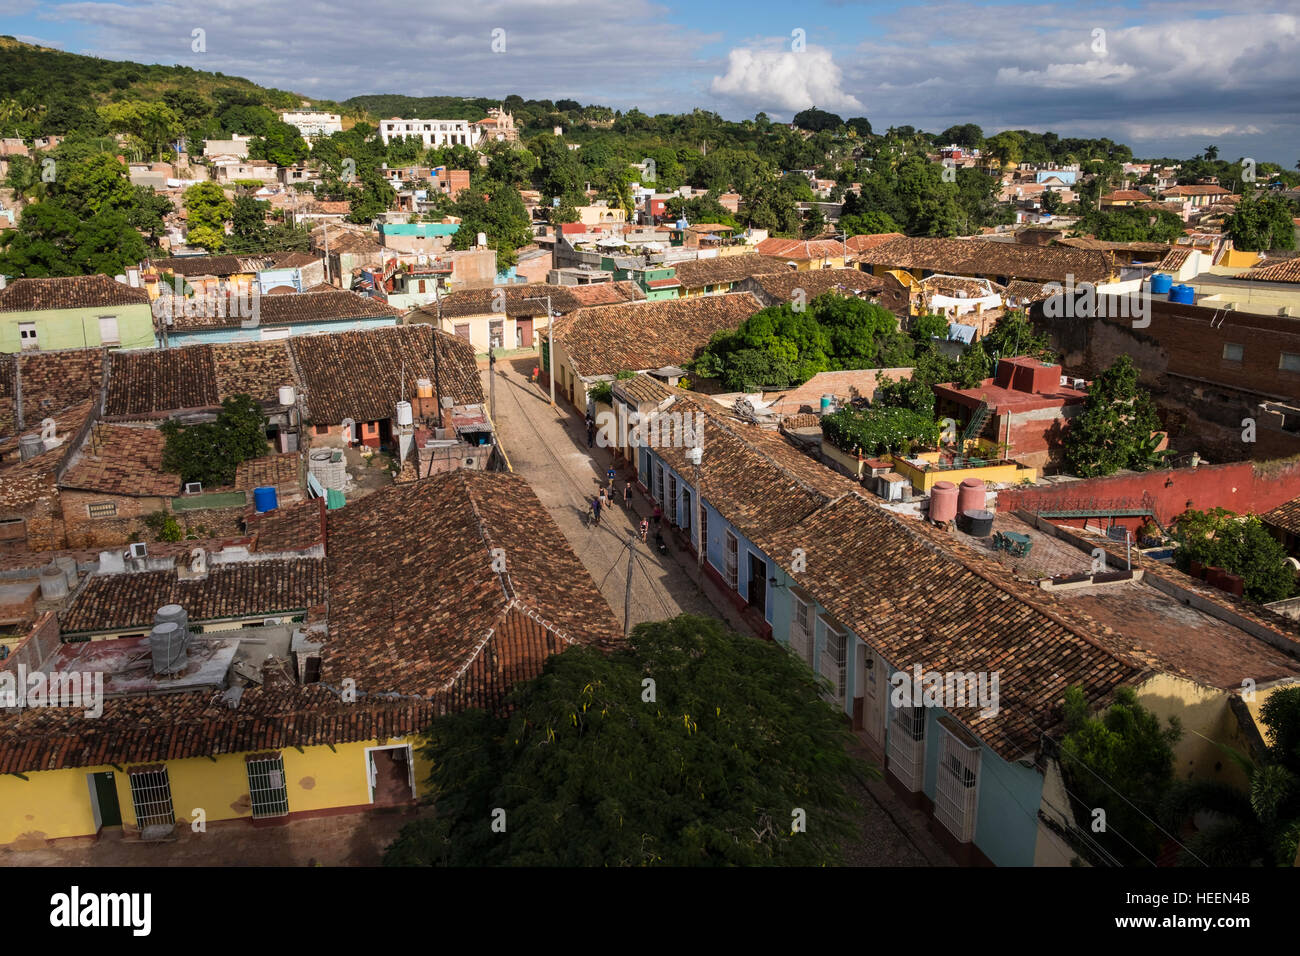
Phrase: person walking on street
[
  {"left": 591, "top": 495, "right": 602, "bottom": 526},
  {"left": 586, "top": 416, "right": 595, "bottom": 448},
  {"left": 606, "top": 465, "right": 616, "bottom": 484},
  {"left": 622, "top": 481, "right": 632, "bottom": 508},
  {"left": 652, "top": 503, "right": 662, "bottom": 527},
  {"left": 598, "top": 487, "right": 610, "bottom": 512},
  {"left": 639, "top": 518, "right": 649, "bottom": 541}
]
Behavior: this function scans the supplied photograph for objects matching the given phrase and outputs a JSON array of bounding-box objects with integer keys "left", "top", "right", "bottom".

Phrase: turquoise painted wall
[{"left": 162, "top": 315, "right": 396, "bottom": 347}]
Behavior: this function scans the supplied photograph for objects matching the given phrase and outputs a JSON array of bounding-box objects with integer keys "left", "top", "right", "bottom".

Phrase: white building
[
  {"left": 379, "top": 118, "right": 475, "bottom": 148},
  {"left": 280, "top": 110, "right": 343, "bottom": 138}
]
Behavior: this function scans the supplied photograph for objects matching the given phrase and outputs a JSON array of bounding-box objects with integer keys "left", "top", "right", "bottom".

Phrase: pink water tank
[
  {"left": 930, "top": 481, "right": 959, "bottom": 524},
  {"left": 958, "top": 477, "right": 987, "bottom": 514}
]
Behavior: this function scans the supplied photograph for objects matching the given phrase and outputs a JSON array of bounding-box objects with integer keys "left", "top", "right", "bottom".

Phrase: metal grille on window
[
  {"left": 667, "top": 475, "right": 677, "bottom": 524},
  {"left": 820, "top": 630, "right": 847, "bottom": 701},
  {"left": 934, "top": 728, "right": 980, "bottom": 843},
  {"left": 87, "top": 502, "right": 117, "bottom": 518},
  {"left": 128, "top": 768, "right": 175, "bottom": 832},
  {"left": 887, "top": 704, "right": 927, "bottom": 792},
  {"left": 247, "top": 754, "right": 290, "bottom": 819},
  {"left": 724, "top": 532, "right": 738, "bottom": 590},
  {"left": 699, "top": 504, "right": 708, "bottom": 558},
  {"left": 792, "top": 599, "right": 814, "bottom": 665}
]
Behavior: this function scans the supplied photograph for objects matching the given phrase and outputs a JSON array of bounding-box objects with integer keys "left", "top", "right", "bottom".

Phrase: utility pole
[
  {"left": 323, "top": 222, "right": 332, "bottom": 285},
  {"left": 488, "top": 342, "right": 496, "bottom": 422},
  {"left": 624, "top": 531, "right": 636, "bottom": 638}
]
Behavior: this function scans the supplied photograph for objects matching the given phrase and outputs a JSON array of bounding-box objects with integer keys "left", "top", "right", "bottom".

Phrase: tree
[
  {"left": 845, "top": 117, "right": 873, "bottom": 138},
  {"left": 1203, "top": 145, "right": 1219, "bottom": 161},
  {"left": 343, "top": 167, "right": 396, "bottom": 224},
  {"left": 980, "top": 311, "right": 1054, "bottom": 363},
  {"left": 1227, "top": 193, "right": 1297, "bottom": 251},
  {"left": 910, "top": 313, "right": 949, "bottom": 343},
  {"left": 56, "top": 153, "right": 136, "bottom": 218},
  {"left": 126, "top": 186, "right": 173, "bottom": 249},
  {"left": 183, "top": 181, "right": 234, "bottom": 252},
  {"left": 248, "top": 120, "right": 309, "bottom": 167},
  {"left": 96, "top": 100, "right": 182, "bottom": 159},
  {"left": 449, "top": 180, "right": 532, "bottom": 270},
  {"left": 227, "top": 195, "right": 271, "bottom": 252},
  {"left": 840, "top": 209, "right": 900, "bottom": 236},
  {"left": 1061, "top": 355, "right": 1163, "bottom": 478},
  {"left": 1171, "top": 508, "right": 1297, "bottom": 603},
  {"left": 1060, "top": 685, "right": 1181, "bottom": 866},
  {"left": 383, "top": 614, "right": 872, "bottom": 866},
  {"left": 161, "top": 394, "right": 268, "bottom": 486},
  {"left": 792, "top": 107, "right": 843, "bottom": 133},
  {"left": 0, "top": 199, "right": 146, "bottom": 277}
]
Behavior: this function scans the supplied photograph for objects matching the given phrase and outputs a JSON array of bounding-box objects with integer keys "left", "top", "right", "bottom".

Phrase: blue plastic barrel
[
  {"left": 1150, "top": 273, "right": 1173, "bottom": 295},
  {"left": 820, "top": 394, "right": 834, "bottom": 413},
  {"left": 253, "top": 486, "right": 278, "bottom": 513},
  {"left": 1169, "top": 284, "right": 1195, "bottom": 304}
]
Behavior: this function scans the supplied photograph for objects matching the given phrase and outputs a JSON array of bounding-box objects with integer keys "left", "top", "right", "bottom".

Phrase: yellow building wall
[
  {"left": 1219, "top": 248, "right": 1261, "bottom": 269},
  {"left": 1135, "top": 674, "right": 1257, "bottom": 790},
  {"left": 0, "top": 734, "right": 429, "bottom": 847},
  {"left": 886, "top": 456, "right": 1037, "bottom": 494}
]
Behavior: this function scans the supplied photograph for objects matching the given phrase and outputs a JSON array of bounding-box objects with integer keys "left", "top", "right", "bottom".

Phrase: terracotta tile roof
[
  {"left": 670, "top": 254, "right": 791, "bottom": 288},
  {"left": 165, "top": 288, "right": 400, "bottom": 331},
  {"left": 417, "top": 281, "right": 643, "bottom": 320},
  {"left": 553, "top": 293, "right": 760, "bottom": 378},
  {"left": 1262, "top": 495, "right": 1300, "bottom": 536},
  {"left": 246, "top": 498, "right": 325, "bottom": 552},
  {"left": 1156, "top": 248, "right": 1191, "bottom": 272},
  {"left": 1099, "top": 190, "right": 1152, "bottom": 202},
  {"left": 756, "top": 237, "right": 848, "bottom": 260},
  {"left": 1055, "top": 237, "right": 1169, "bottom": 253},
  {"left": 740, "top": 269, "right": 885, "bottom": 305},
  {"left": 291, "top": 325, "right": 482, "bottom": 425},
  {"left": 20, "top": 349, "right": 103, "bottom": 415},
  {"left": 60, "top": 557, "right": 327, "bottom": 635},
  {"left": 0, "top": 353, "right": 12, "bottom": 435},
  {"left": 60, "top": 424, "right": 180, "bottom": 497},
  {"left": 1237, "top": 258, "right": 1300, "bottom": 283},
  {"left": 268, "top": 251, "right": 321, "bottom": 269},
  {"left": 104, "top": 346, "right": 219, "bottom": 418},
  {"left": 1003, "top": 280, "right": 1053, "bottom": 302},
  {"left": 762, "top": 494, "right": 1143, "bottom": 758},
  {"left": 645, "top": 277, "right": 681, "bottom": 289},
  {"left": 0, "top": 275, "right": 149, "bottom": 312},
  {"left": 0, "top": 684, "right": 436, "bottom": 774},
  {"left": 322, "top": 230, "right": 382, "bottom": 254},
  {"left": 0, "top": 401, "right": 94, "bottom": 507},
  {"left": 322, "top": 472, "right": 622, "bottom": 700},
  {"left": 235, "top": 453, "right": 301, "bottom": 491},
  {"left": 612, "top": 372, "right": 676, "bottom": 407},
  {"left": 649, "top": 393, "right": 857, "bottom": 552},
  {"left": 846, "top": 233, "right": 906, "bottom": 253},
  {"left": 147, "top": 255, "right": 250, "bottom": 278},
  {"left": 761, "top": 368, "right": 911, "bottom": 416},
  {"left": 565, "top": 281, "right": 646, "bottom": 307},
  {"left": 211, "top": 341, "right": 296, "bottom": 406},
  {"left": 1163, "top": 185, "right": 1231, "bottom": 197},
  {"left": 855, "top": 237, "right": 1114, "bottom": 284}
]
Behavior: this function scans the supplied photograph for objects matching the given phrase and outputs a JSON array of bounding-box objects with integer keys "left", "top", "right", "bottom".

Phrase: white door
[{"left": 862, "top": 646, "right": 886, "bottom": 746}]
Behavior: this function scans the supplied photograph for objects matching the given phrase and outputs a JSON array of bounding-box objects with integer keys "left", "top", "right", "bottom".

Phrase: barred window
[
  {"left": 87, "top": 501, "right": 117, "bottom": 518},
  {"left": 246, "top": 754, "right": 290, "bottom": 819},
  {"left": 128, "top": 767, "right": 175, "bottom": 832}
]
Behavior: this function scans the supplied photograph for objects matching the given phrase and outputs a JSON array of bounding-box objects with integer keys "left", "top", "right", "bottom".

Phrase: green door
[{"left": 92, "top": 771, "right": 122, "bottom": 828}]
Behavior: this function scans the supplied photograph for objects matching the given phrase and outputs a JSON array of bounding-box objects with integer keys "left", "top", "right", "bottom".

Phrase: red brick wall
[{"left": 997, "top": 457, "right": 1300, "bottom": 525}]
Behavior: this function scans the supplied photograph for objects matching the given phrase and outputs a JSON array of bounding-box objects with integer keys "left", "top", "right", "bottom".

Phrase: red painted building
[{"left": 934, "top": 357, "right": 1089, "bottom": 469}]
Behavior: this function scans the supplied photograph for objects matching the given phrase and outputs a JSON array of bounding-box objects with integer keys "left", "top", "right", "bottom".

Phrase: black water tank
[{"left": 962, "top": 509, "right": 995, "bottom": 537}]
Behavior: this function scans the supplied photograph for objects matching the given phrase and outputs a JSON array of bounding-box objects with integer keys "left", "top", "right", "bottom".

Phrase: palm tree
[{"left": 1203, "top": 144, "right": 1219, "bottom": 161}]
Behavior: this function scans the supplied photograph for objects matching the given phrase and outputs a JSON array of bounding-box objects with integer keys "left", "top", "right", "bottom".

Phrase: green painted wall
[{"left": 0, "top": 304, "right": 155, "bottom": 353}]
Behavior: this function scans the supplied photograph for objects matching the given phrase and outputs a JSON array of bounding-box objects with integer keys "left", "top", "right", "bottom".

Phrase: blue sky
[{"left": 4, "top": 0, "right": 1299, "bottom": 164}]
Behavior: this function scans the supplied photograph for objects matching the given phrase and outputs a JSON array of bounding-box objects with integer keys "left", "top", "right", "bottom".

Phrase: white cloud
[{"left": 710, "top": 46, "right": 863, "bottom": 114}]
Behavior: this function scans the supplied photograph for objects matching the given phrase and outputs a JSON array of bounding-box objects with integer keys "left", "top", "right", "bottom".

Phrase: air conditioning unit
[
  {"left": 184, "top": 482, "right": 203, "bottom": 495},
  {"left": 129, "top": 542, "right": 148, "bottom": 559},
  {"left": 1072, "top": 378, "right": 1087, "bottom": 389}
]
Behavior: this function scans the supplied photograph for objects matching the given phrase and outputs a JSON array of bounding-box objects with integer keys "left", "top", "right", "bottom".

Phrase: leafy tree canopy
[
  {"left": 383, "top": 614, "right": 871, "bottom": 866},
  {"left": 1171, "top": 508, "right": 1297, "bottom": 604},
  {"left": 161, "top": 394, "right": 268, "bottom": 486},
  {"left": 1061, "top": 354, "right": 1164, "bottom": 478}
]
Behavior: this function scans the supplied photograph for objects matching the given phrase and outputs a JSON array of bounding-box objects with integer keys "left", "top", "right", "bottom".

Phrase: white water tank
[
  {"left": 39, "top": 565, "right": 69, "bottom": 600},
  {"left": 150, "top": 621, "right": 188, "bottom": 675},
  {"left": 394, "top": 401, "right": 413, "bottom": 426},
  {"left": 278, "top": 385, "right": 296, "bottom": 406}
]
